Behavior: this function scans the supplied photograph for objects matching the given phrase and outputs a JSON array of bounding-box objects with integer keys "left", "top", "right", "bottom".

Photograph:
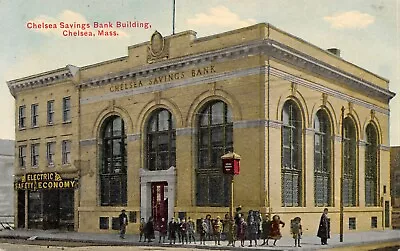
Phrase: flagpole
[{"left": 172, "top": 0, "right": 176, "bottom": 34}]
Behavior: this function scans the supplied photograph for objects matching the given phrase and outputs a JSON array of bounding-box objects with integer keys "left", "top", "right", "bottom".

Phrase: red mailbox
[{"left": 221, "top": 152, "right": 241, "bottom": 175}]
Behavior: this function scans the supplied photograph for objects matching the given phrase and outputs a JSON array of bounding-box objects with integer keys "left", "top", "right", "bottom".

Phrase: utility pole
[{"left": 340, "top": 106, "right": 345, "bottom": 242}]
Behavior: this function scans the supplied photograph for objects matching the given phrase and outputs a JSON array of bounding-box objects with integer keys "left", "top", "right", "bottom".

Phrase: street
[{"left": 0, "top": 239, "right": 228, "bottom": 251}]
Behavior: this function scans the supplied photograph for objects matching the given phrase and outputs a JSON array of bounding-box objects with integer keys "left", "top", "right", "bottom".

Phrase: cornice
[
  {"left": 7, "top": 36, "right": 395, "bottom": 103},
  {"left": 7, "top": 65, "right": 79, "bottom": 97},
  {"left": 78, "top": 40, "right": 263, "bottom": 88},
  {"left": 268, "top": 41, "right": 395, "bottom": 101},
  {"left": 79, "top": 40, "right": 395, "bottom": 102}
]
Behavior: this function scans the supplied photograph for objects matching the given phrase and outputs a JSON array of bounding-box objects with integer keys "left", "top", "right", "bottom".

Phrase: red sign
[{"left": 222, "top": 158, "right": 240, "bottom": 175}]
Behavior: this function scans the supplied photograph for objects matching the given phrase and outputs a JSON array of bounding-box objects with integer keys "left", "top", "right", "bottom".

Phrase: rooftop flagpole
[{"left": 172, "top": 0, "right": 176, "bottom": 34}]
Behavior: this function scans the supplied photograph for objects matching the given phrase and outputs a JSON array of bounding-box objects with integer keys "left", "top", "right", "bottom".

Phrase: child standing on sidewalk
[
  {"left": 139, "top": 218, "right": 145, "bottom": 242},
  {"left": 291, "top": 217, "right": 302, "bottom": 247}
]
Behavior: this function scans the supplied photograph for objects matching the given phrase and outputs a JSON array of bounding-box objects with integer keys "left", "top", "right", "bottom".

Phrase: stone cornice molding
[
  {"left": 270, "top": 67, "right": 390, "bottom": 115},
  {"left": 268, "top": 41, "right": 395, "bottom": 102},
  {"left": 78, "top": 39, "right": 395, "bottom": 102},
  {"left": 7, "top": 65, "right": 79, "bottom": 97},
  {"left": 8, "top": 36, "right": 395, "bottom": 103}
]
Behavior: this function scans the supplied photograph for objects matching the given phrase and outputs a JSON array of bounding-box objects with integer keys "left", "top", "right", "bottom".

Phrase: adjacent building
[
  {"left": 0, "top": 139, "right": 15, "bottom": 226},
  {"left": 7, "top": 23, "right": 395, "bottom": 235},
  {"left": 391, "top": 146, "right": 400, "bottom": 228}
]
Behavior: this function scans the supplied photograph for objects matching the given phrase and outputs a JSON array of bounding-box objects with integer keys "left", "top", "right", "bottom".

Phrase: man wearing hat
[{"left": 118, "top": 209, "right": 128, "bottom": 239}]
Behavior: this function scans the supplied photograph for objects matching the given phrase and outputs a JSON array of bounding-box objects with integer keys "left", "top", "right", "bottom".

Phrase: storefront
[{"left": 15, "top": 172, "right": 77, "bottom": 230}]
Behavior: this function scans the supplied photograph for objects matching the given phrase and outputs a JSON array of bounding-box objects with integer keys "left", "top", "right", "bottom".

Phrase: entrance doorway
[{"left": 151, "top": 182, "right": 168, "bottom": 231}]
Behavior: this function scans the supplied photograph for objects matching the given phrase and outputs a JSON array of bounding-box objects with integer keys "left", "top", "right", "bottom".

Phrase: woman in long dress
[{"left": 269, "top": 215, "right": 285, "bottom": 246}]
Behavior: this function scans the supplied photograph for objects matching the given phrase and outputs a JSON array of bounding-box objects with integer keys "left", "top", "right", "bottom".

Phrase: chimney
[{"left": 327, "top": 48, "right": 341, "bottom": 57}]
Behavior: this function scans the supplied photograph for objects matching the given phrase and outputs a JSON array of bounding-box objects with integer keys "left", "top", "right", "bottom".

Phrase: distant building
[
  {"left": 0, "top": 139, "right": 14, "bottom": 225},
  {"left": 7, "top": 23, "right": 395, "bottom": 234},
  {"left": 391, "top": 146, "right": 400, "bottom": 228}
]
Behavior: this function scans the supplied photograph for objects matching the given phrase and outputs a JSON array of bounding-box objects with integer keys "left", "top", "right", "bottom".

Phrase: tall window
[
  {"left": 100, "top": 116, "right": 127, "bottom": 206},
  {"left": 365, "top": 123, "right": 378, "bottom": 206},
  {"left": 146, "top": 109, "right": 176, "bottom": 171},
  {"left": 19, "top": 105, "right": 26, "bottom": 129},
  {"left": 62, "top": 140, "right": 71, "bottom": 165},
  {"left": 47, "top": 100, "right": 54, "bottom": 125},
  {"left": 31, "top": 104, "right": 39, "bottom": 127},
  {"left": 314, "top": 110, "right": 332, "bottom": 206},
  {"left": 31, "top": 144, "right": 39, "bottom": 167},
  {"left": 281, "top": 100, "right": 302, "bottom": 207},
  {"left": 18, "top": 145, "right": 27, "bottom": 168},
  {"left": 196, "top": 101, "right": 233, "bottom": 206},
  {"left": 47, "top": 142, "right": 55, "bottom": 166},
  {"left": 63, "top": 97, "right": 71, "bottom": 122},
  {"left": 343, "top": 117, "right": 357, "bottom": 206}
]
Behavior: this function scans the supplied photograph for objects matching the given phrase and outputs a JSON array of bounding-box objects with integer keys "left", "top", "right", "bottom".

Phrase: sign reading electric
[{"left": 14, "top": 172, "right": 78, "bottom": 191}]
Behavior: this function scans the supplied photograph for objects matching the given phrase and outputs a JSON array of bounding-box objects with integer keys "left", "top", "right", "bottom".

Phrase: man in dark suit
[{"left": 119, "top": 209, "right": 128, "bottom": 239}]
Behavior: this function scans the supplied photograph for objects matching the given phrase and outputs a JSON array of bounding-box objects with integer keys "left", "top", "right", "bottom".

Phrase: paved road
[{"left": 0, "top": 240, "right": 213, "bottom": 251}]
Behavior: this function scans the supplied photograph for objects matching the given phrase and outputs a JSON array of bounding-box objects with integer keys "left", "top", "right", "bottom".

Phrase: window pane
[
  {"left": 211, "top": 102, "right": 223, "bottom": 125},
  {"left": 209, "top": 176, "right": 223, "bottom": 204},
  {"left": 158, "top": 110, "right": 169, "bottom": 131},
  {"left": 200, "top": 110, "right": 209, "bottom": 126},
  {"left": 199, "top": 149, "right": 208, "bottom": 169},
  {"left": 196, "top": 175, "right": 208, "bottom": 205},
  {"left": 211, "top": 127, "right": 223, "bottom": 146},
  {"left": 113, "top": 117, "right": 122, "bottom": 136},
  {"left": 226, "top": 107, "right": 233, "bottom": 123}
]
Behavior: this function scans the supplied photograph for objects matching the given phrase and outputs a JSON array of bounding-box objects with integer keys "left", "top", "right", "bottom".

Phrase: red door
[{"left": 151, "top": 182, "right": 168, "bottom": 231}]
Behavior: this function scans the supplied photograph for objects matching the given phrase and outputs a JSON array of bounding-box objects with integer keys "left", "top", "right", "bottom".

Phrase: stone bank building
[{"left": 7, "top": 23, "right": 395, "bottom": 235}]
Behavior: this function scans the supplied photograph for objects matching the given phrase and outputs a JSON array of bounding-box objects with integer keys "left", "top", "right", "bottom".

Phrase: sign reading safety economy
[{"left": 14, "top": 172, "right": 78, "bottom": 191}]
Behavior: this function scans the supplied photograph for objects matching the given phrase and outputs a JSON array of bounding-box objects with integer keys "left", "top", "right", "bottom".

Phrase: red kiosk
[{"left": 221, "top": 152, "right": 241, "bottom": 217}]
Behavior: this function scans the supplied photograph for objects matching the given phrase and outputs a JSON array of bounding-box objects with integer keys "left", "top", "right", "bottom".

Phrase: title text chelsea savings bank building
[{"left": 7, "top": 23, "right": 395, "bottom": 235}]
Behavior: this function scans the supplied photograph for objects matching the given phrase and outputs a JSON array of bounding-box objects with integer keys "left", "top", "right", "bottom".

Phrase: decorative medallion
[{"left": 147, "top": 31, "right": 169, "bottom": 63}]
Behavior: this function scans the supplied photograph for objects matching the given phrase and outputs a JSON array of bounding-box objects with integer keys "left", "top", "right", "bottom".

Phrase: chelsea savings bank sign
[{"left": 14, "top": 172, "right": 78, "bottom": 191}]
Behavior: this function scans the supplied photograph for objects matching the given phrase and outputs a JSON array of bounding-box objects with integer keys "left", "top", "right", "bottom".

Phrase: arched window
[
  {"left": 146, "top": 109, "right": 176, "bottom": 171},
  {"left": 100, "top": 116, "right": 127, "bottom": 206},
  {"left": 314, "top": 110, "right": 332, "bottom": 206},
  {"left": 365, "top": 123, "right": 378, "bottom": 206},
  {"left": 196, "top": 101, "right": 233, "bottom": 206},
  {"left": 281, "top": 100, "right": 303, "bottom": 207},
  {"left": 343, "top": 117, "right": 357, "bottom": 207}
]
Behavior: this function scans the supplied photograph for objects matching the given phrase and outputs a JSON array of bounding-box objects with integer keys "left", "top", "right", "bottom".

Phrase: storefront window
[
  {"left": 100, "top": 116, "right": 127, "bottom": 206},
  {"left": 196, "top": 101, "right": 232, "bottom": 206}
]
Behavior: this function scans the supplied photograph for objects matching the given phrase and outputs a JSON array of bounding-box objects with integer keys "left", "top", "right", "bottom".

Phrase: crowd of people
[{"left": 118, "top": 207, "right": 331, "bottom": 248}]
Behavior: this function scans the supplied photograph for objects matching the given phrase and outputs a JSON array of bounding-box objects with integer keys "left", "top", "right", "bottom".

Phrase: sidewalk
[{"left": 0, "top": 228, "right": 399, "bottom": 250}]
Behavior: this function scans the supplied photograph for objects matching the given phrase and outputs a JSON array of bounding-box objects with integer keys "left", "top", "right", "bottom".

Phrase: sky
[{"left": 0, "top": 0, "right": 399, "bottom": 145}]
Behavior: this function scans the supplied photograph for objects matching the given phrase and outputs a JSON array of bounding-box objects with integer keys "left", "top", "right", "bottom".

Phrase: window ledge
[
  {"left": 62, "top": 121, "right": 72, "bottom": 124},
  {"left": 62, "top": 163, "right": 72, "bottom": 167},
  {"left": 31, "top": 126, "right": 39, "bottom": 129},
  {"left": 47, "top": 123, "right": 54, "bottom": 126},
  {"left": 18, "top": 127, "right": 26, "bottom": 131}
]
